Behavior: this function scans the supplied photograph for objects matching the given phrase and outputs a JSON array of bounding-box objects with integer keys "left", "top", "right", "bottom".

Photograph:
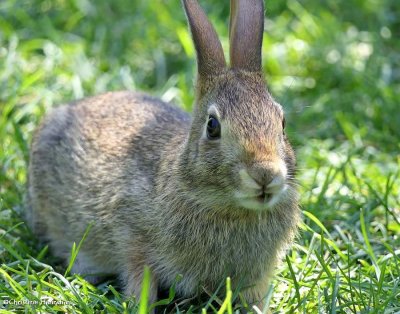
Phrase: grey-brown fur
[{"left": 27, "top": 0, "right": 300, "bottom": 309}]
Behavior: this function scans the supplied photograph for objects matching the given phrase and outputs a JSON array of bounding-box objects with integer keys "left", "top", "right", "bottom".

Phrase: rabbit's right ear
[{"left": 182, "top": 0, "right": 226, "bottom": 78}]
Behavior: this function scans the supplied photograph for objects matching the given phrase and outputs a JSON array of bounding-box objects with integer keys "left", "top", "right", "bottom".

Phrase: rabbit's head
[{"left": 180, "top": 0, "right": 297, "bottom": 212}]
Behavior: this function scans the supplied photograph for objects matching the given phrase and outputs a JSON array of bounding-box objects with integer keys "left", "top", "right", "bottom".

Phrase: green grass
[{"left": 1, "top": 0, "right": 399, "bottom": 312}]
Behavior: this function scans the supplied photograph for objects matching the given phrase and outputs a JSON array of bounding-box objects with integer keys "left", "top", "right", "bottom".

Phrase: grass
[{"left": 0, "top": 0, "right": 399, "bottom": 312}]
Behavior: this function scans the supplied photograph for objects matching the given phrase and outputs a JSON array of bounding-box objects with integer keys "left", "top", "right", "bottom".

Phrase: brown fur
[{"left": 27, "top": 0, "right": 300, "bottom": 310}]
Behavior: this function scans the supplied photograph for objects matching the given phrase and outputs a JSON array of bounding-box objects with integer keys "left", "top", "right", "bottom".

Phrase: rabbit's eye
[
  {"left": 282, "top": 117, "right": 286, "bottom": 132},
  {"left": 207, "top": 115, "right": 221, "bottom": 139}
]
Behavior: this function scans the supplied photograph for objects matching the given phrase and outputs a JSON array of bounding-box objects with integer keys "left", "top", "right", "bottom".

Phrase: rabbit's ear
[
  {"left": 229, "top": 0, "right": 264, "bottom": 72},
  {"left": 182, "top": 0, "right": 226, "bottom": 77}
]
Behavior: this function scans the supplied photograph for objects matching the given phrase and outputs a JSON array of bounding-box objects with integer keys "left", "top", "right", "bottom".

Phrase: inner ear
[{"left": 229, "top": 0, "right": 264, "bottom": 72}]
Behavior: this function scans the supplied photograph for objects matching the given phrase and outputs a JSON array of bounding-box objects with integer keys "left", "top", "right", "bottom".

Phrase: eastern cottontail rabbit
[{"left": 27, "top": 0, "right": 300, "bottom": 309}]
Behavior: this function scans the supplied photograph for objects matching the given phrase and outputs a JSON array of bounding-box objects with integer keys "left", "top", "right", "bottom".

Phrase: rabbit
[{"left": 27, "top": 0, "right": 300, "bottom": 310}]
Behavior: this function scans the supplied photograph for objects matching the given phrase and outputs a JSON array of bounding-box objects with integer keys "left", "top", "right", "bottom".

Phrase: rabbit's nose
[{"left": 247, "top": 161, "right": 285, "bottom": 188}]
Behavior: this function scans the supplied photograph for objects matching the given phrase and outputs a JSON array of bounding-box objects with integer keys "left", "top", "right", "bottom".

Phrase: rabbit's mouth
[
  {"left": 234, "top": 185, "right": 287, "bottom": 211},
  {"left": 256, "top": 191, "right": 273, "bottom": 203},
  {"left": 234, "top": 167, "right": 288, "bottom": 211}
]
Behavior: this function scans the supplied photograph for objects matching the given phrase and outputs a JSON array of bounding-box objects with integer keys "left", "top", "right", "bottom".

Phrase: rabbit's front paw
[{"left": 122, "top": 267, "right": 158, "bottom": 310}]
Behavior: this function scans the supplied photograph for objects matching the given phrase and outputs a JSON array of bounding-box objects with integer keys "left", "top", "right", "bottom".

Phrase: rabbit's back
[{"left": 28, "top": 91, "right": 191, "bottom": 266}]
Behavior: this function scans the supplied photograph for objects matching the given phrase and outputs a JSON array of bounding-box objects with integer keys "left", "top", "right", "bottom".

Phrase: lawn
[{"left": 0, "top": 0, "right": 399, "bottom": 313}]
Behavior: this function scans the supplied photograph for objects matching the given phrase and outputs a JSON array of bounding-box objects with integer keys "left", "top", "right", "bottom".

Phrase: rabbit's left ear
[
  {"left": 182, "top": 0, "right": 227, "bottom": 77},
  {"left": 229, "top": 0, "right": 264, "bottom": 72}
]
